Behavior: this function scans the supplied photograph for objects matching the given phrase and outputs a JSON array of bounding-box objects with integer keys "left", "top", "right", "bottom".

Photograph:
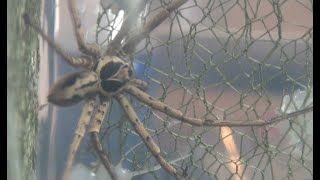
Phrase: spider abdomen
[
  {"left": 100, "top": 80, "right": 125, "bottom": 92},
  {"left": 48, "top": 71, "right": 99, "bottom": 106}
]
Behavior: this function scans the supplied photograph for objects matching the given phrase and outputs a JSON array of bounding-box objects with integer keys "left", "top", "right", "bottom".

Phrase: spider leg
[
  {"left": 89, "top": 97, "right": 110, "bottom": 134},
  {"left": 106, "top": 0, "right": 147, "bottom": 56},
  {"left": 88, "top": 97, "right": 119, "bottom": 180},
  {"left": 121, "top": 0, "right": 188, "bottom": 55},
  {"left": 125, "top": 85, "right": 205, "bottom": 126},
  {"left": 23, "top": 14, "right": 93, "bottom": 68},
  {"left": 68, "top": 0, "right": 101, "bottom": 57},
  {"left": 125, "top": 85, "right": 280, "bottom": 127},
  {"left": 128, "top": 79, "right": 148, "bottom": 91},
  {"left": 115, "top": 94, "right": 187, "bottom": 180},
  {"left": 62, "top": 97, "right": 96, "bottom": 180}
]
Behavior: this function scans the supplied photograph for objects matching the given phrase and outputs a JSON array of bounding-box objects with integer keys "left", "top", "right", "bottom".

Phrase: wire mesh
[{"left": 75, "top": 0, "right": 313, "bottom": 179}]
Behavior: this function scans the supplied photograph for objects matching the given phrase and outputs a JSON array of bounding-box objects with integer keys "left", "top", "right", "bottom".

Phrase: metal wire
[{"left": 81, "top": 0, "right": 313, "bottom": 179}]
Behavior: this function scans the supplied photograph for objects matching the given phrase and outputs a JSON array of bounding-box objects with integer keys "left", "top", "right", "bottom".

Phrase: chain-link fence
[{"left": 68, "top": 0, "right": 313, "bottom": 179}]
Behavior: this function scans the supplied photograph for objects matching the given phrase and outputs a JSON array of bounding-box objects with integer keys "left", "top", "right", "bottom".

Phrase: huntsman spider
[{"left": 23, "top": 0, "right": 285, "bottom": 179}]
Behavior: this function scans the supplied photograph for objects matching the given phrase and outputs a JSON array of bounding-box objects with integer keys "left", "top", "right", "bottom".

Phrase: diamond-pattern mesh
[{"left": 81, "top": 0, "right": 312, "bottom": 179}]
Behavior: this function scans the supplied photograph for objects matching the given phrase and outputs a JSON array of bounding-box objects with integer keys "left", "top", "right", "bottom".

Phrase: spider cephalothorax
[
  {"left": 95, "top": 56, "right": 133, "bottom": 96},
  {"left": 48, "top": 56, "right": 133, "bottom": 106}
]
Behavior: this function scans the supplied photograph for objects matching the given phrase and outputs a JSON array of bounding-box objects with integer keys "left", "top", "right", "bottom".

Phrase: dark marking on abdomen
[
  {"left": 101, "top": 80, "right": 124, "bottom": 92},
  {"left": 48, "top": 94, "right": 83, "bottom": 107},
  {"left": 61, "top": 73, "right": 79, "bottom": 89},
  {"left": 100, "top": 62, "right": 122, "bottom": 80},
  {"left": 75, "top": 81, "right": 97, "bottom": 90},
  {"left": 70, "top": 95, "right": 83, "bottom": 103}
]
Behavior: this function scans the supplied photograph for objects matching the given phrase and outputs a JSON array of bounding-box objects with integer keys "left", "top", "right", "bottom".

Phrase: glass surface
[{"left": 8, "top": 0, "right": 313, "bottom": 180}]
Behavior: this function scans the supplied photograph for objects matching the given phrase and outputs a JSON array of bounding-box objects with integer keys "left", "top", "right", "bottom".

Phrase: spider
[{"left": 23, "top": 0, "right": 274, "bottom": 179}]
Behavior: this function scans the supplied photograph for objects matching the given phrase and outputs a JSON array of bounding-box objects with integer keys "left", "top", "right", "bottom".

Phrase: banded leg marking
[
  {"left": 121, "top": 0, "right": 188, "bottom": 55},
  {"left": 128, "top": 79, "right": 148, "bottom": 92},
  {"left": 88, "top": 98, "right": 118, "bottom": 180},
  {"left": 125, "top": 85, "right": 302, "bottom": 127},
  {"left": 106, "top": 0, "right": 147, "bottom": 56},
  {"left": 23, "top": 14, "right": 93, "bottom": 68},
  {"left": 125, "top": 85, "right": 205, "bottom": 126},
  {"left": 116, "top": 94, "right": 187, "bottom": 180},
  {"left": 68, "top": 0, "right": 101, "bottom": 57},
  {"left": 62, "top": 97, "right": 96, "bottom": 180}
]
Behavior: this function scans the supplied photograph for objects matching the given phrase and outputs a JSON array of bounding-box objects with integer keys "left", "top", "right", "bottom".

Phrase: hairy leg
[
  {"left": 68, "top": 0, "right": 101, "bottom": 57},
  {"left": 105, "top": 0, "right": 147, "bottom": 56},
  {"left": 62, "top": 97, "right": 96, "bottom": 180},
  {"left": 88, "top": 97, "right": 118, "bottom": 180},
  {"left": 128, "top": 79, "right": 148, "bottom": 91},
  {"left": 125, "top": 85, "right": 205, "bottom": 126},
  {"left": 115, "top": 94, "right": 187, "bottom": 180},
  {"left": 23, "top": 14, "right": 93, "bottom": 68},
  {"left": 121, "top": 0, "right": 188, "bottom": 55},
  {"left": 125, "top": 85, "right": 290, "bottom": 127}
]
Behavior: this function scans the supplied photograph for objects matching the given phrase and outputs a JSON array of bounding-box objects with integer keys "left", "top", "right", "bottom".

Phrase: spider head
[
  {"left": 95, "top": 56, "right": 133, "bottom": 96},
  {"left": 48, "top": 71, "right": 99, "bottom": 106}
]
